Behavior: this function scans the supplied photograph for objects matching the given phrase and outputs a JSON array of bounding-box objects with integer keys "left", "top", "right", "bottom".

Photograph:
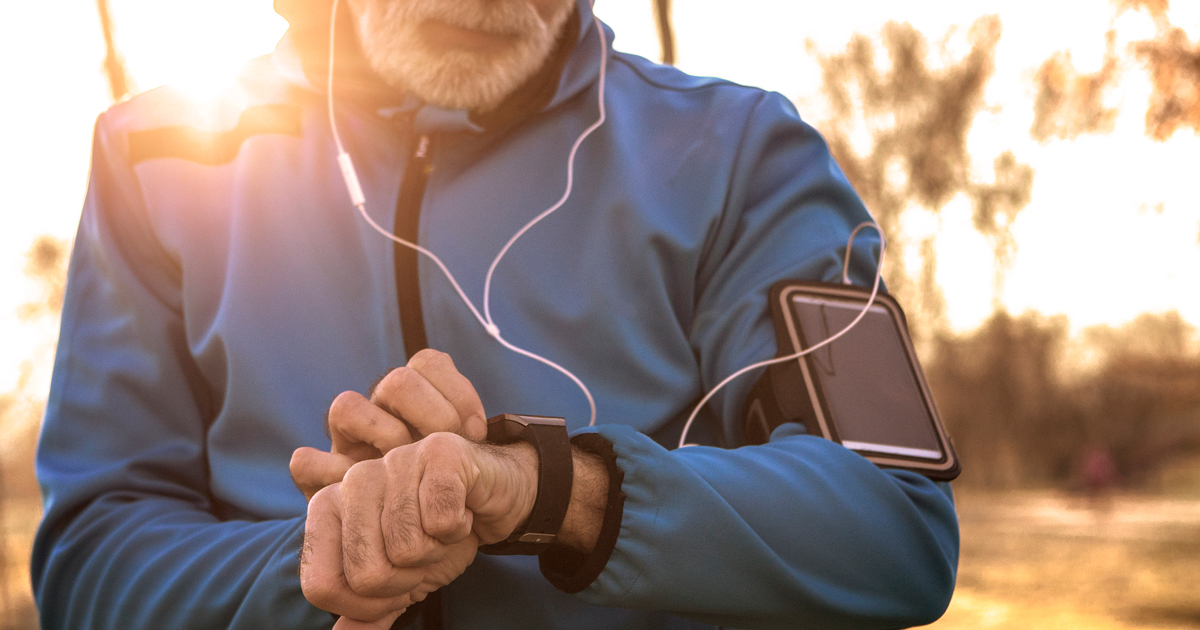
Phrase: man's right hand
[{"left": 290, "top": 349, "right": 488, "bottom": 500}]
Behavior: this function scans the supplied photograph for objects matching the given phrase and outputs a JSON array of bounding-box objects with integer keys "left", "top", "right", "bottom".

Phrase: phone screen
[{"left": 791, "top": 296, "right": 943, "bottom": 460}]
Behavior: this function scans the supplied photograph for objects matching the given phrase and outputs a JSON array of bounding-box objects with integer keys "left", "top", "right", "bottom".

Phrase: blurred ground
[
  {"left": 926, "top": 477, "right": 1200, "bottom": 630},
  {"left": 1, "top": 471, "right": 39, "bottom": 630}
]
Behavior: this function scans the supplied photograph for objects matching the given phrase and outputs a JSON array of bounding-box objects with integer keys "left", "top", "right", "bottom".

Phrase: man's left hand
[
  {"left": 300, "top": 432, "right": 538, "bottom": 626},
  {"left": 291, "top": 349, "right": 488, "bottom": 501}
]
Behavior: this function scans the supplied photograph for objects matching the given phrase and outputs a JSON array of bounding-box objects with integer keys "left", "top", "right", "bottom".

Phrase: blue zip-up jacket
[{"left": 33, "top": 1, "right": 958, "bottom": 628}]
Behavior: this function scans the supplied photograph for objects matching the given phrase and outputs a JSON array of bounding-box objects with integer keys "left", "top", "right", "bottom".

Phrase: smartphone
[{"left": 743, "top": 281, "right": 960, "bottom": 480}]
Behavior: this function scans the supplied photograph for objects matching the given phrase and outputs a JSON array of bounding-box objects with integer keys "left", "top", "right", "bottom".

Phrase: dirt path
[{"left": 925, "top": 490, "right": 1200, "bottom": 629}]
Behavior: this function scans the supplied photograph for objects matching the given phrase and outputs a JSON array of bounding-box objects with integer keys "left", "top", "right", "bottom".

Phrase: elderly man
[{"left": 32, "top": 0, "right": 958, "bottom": 629}]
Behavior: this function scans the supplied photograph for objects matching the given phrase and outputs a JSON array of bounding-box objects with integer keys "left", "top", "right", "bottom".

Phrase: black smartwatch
[{"left": 478, "top": 414, "right": 574, "bottom": 556}]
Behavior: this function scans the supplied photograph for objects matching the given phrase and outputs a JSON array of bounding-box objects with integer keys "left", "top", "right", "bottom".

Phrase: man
[{"left": 33, "top": 0, "right": 959, "bottom": 628}]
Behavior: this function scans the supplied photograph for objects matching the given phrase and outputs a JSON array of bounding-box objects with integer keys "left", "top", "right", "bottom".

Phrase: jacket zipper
[
  {"left": 391, "top": 135, "right": 446, "bottom": 629},
  {"left": 394, "top": 133, "right": 433, "bottom": 361}
]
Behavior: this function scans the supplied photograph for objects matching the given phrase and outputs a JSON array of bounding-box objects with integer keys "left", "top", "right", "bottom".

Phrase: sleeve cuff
[{"left": 538, "top": 433, "right": 626, "bottom": 594}]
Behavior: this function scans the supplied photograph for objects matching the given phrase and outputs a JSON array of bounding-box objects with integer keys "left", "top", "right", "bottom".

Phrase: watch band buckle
[{"left": 516, "top": 532, "right": 557, "bottom": 545}]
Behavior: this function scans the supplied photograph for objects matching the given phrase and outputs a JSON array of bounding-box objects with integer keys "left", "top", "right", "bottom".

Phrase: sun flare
[{"left": 106, "top": 0, "right": 288, "bottom": 103}]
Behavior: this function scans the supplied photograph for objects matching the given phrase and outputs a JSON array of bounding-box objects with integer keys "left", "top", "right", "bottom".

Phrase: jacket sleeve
[
  {"left": 567, "top": 92, "right": 959, "bottom": 629},
  {"left": 31, "top": 112, "right": 330, "bottom": 630}
]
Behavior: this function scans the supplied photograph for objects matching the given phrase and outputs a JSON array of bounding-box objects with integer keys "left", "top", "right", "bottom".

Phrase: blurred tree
[
  {"left": 967, "top": 152, "right": 1033, "bottom": 310},
  {"left": 928, "top": 311, "right": 1200, "bottom": 487},
  {"left": 1031, "top": 31, "right": 1121, "bottom": 141},
  {"left": 0, "top": 237, "right": 69, "bottom": 629},
  {"left": 1136, "top": 25, "right": 1200, "bottom": 140},
  {"left": 1033, "top": 0, "right": 1200, "bottom": 142},
  {"left": 1115, "top": 0, "right": 1169, "bottom": 18},
  {"left": 1076, "top": 313, "right": 1200, "bottom": 484},
  {"left": 812, "top": 16, "right": 1034, "bottom": 337},
  {"left": 17, "top": 236, "right": 68, "bottom": 322},
  {"left": 98, "top": 0, "right": 135, "bottom": 102},
  {"left": 0, "top": 397, "right": 6, "bottom": 628},
  {"left": 813, "top": 13, "right": 1200, "bottom": 488},
  {"left": 927, "top": 311, "right": 1076, "bottom": 487},
  {"left": 653, "top": 0, "right": 676, "bottom": 66}
]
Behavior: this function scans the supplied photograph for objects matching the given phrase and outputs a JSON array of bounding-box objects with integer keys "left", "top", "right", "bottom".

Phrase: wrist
[
  {"left": 491, "top": 443, "right": 608, "bottom": 553},
  {"left": 478, "top": 414, "right": 573, "bottom": 555},
  {"left": 470, "top": 440, "right": 540, "bottom": 542},
  {"left": 556, "top": 448, "right": 609, "bottom": 553},
  {"left": 504, "top": 440, "right": 540, "bottom": 534}
]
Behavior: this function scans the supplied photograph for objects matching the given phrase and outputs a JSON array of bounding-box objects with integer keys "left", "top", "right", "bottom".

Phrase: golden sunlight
[
  {"left": 106, "top": 0, "right": 288, "bottom": 102},
  {"left": 2, "top": 2, "right": 1199, "bottom": 629}
]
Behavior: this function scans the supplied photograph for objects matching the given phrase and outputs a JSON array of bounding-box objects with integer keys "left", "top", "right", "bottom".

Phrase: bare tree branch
[
  {"left": 1031, "top": 31, "right": 1121, "bottom": 142},
  {"left": 1136, "top": 26, "right": 1200, "bottom": 140},
  {"left": 653, "top": 0, "right": 676, "bottom": 66},
  {"left": 97, "top": 0, "right": 134, "bottom": 102}
]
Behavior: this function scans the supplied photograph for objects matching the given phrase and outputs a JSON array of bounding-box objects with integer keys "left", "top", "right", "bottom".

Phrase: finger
[
  {"left": 379, "top": 446, "right": 453, "bottom": 567},
  {"left": 329, "top": 391, "right": 414, "bottom": 459},
  {"left": 407, "top": 349, "right": 487, "bottom": 441},
  {"left": 340, "top": 461, "right": 426, "bottom": 598},
  {"left": 370, "top": 367, "right": 461, "bottom": 439},
  {"left": 300, "top": 485, "right": 412, "bottom": 620},
  {"left": 417, "top": 437, "right": 474, "bottom": 544},
  {"left": 332, "top": 609, "right": 406, "bottom": 630},
  {"left": 291, "top": 447, "right": 356, "bottom": 501}
]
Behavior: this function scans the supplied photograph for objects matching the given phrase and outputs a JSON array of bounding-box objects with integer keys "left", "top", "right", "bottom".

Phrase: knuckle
[
  {"left": 377, "top": 367, "right": 420, "bottom": 402},
  {"left": 340, "top": 518, "right": 375, "bottom": 573},
  {"left": 382, "top": 496, "right": 426, "bottom": 564},
  {"left": 420, "top": 431, "right": 461, "bottom": 453},
  {"left": 341, "top": 459, "right": 380, "bottom": 488},
  {"left": 423, "top": 479, "right": 464, "bottom": 531},
  {"left": 328, "top": 391, "right": 361, "bottom": 422},
  {"left": 289, "top": 448, "right": 307, "bottom": 475},
  {"left": 383, "top": 531, "right": 424, "bottom": 567},
  {"left": 308, "top": 484, "right": 339, "bottom": 510},
  {"left": 409, "top": 348, "right": 451, "bottom": 371},
  {"left": 372, "top": 369, "right": 402, "bottom": 401},
  {"left": 449, "top": 388, "right": 480, "bottom": 411},
  {"left": 382, "top": 444, "right": 406, "bottom": 467},
  {"left": 393, "top": 366, "right": 421, "bottom": 389},
  {"left": 344, "top": 564, "right": 388, "bottom": 596},
  {"left": 300, "top": 571, "right": 336, "bottom": 608}
]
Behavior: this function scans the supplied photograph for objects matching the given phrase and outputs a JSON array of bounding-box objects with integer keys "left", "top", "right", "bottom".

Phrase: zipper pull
[{"left": 415, "top": 134, "right": 430, "bottom": 159}]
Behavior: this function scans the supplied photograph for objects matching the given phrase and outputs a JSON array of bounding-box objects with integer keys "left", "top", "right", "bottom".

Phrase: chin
[
  {"left": 396, "top": 44, "right": 547, "bottom": 111},
  {"left": 352, "top": 0, "right": 569, "bottom": 112}
]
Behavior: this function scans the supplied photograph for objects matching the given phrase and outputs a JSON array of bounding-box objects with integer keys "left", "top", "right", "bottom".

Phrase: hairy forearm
[
  {"left": 557, "top": 448, "right": 610, "bottom": 553},
  {"left": 497, "top": 441, "right": 609, "bottom": 554}
]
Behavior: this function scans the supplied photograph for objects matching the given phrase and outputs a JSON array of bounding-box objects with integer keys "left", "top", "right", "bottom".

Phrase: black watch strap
[{"left": 478, "top": 414, "right": 573, "bottom": 556}]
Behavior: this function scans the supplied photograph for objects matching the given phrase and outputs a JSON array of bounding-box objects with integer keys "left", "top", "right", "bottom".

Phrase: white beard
[{"left": 348, "top": 0, "right": 574, "bottom": 112}]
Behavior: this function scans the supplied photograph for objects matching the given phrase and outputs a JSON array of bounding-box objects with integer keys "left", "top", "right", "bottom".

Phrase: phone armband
[{"left": 742, "top": 280, "right": 961, "bottom": 481}]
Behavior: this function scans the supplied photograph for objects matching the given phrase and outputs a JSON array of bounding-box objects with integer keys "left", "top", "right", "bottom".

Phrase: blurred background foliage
[
  {"left": 2, "top": 0, "right": 1199, "bottom": 628},
  {"left": 805, "top": 0, "right": 1200, "bottom": 493}
]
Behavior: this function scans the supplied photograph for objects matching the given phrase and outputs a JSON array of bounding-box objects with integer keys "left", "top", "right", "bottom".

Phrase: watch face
[
  {"left": 487, "top": 414, "right": 566, "bottom": 444},
  {"left": 510, "top": 414, "right": 567, "bottom": 427}
]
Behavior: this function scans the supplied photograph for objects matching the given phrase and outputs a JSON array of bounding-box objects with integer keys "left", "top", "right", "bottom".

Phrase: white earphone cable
[
  {"left": 328, "top": 0, "right": 605, "bottom": 426},
  {"left": 676, "top": 222, "right": 886, "bottom": 449},
  {"left": 329, "top": 1, "right": 882, "bottom": 443}
]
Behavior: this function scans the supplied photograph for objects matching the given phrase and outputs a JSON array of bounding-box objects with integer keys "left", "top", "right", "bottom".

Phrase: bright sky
[{"left": 1, "top": 0, "right": 1199, "bottom": 440}]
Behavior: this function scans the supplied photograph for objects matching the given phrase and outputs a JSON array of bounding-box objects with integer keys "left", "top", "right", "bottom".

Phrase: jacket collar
[{"left": 270, "top": 0, "right": 607, "bottom": 133}]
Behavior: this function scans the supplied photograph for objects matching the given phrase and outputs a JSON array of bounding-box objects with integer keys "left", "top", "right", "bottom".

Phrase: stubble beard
[{"left": 349, "top": 0, "right": 574, "bottom": 112}]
